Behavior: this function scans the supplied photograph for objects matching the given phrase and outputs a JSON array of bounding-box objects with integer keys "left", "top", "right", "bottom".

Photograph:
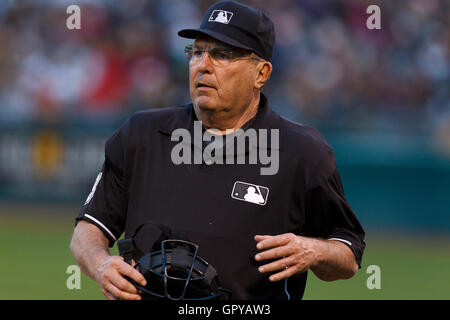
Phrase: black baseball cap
[{"left": 178, "top": 0, "right": 275, "bottom": 61}]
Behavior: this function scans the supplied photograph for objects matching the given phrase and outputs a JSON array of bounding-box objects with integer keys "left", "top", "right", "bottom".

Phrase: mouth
[{"left": 196, "top": 81, "right": 216, "bottom": 90}]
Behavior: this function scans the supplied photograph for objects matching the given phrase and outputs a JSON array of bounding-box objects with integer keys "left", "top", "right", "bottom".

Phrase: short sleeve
[
  {"left": 75, "top": 122, "right": 129, "bottom": 247},
  {"left": 305, "top": 151, "right": 366, "bottom": 267}
]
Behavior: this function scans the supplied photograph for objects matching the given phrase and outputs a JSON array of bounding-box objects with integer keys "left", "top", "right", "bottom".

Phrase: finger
[
  {"left": 257, "top": 257, "right": 293, "bottom": 274},
  {"left": 255, "top": 245, "right": 292, "bottom": 262},
  {"left": 254, "top": 235, "right": 272, "bottom": 242},
  {"left": 255, "top": 233, "right": 293, "bottom": 250},
  {"left": 117, "top": 261, "right": 147, "bottom": 287},
  {"left": 268, "top": 266, "right": 298, "bottom": 282},
  {"left": 104, "top": 282, "right": 142, "bottom": 300},
  {"left": 102, "top": 288, "right": 117, "bottom": 300},
  {"left": 109, "top": 271, "right": 141, "bottom": 295}
]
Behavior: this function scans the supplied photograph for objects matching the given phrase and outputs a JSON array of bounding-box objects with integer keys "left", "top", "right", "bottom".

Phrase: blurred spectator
[{"left": 0, "top": 0, "right": 448, "bottom": 138}]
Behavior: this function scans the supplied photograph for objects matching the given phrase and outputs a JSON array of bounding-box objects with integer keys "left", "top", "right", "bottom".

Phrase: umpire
[{"left": 70, "top": 0, "right": 365, "bottom": 300}]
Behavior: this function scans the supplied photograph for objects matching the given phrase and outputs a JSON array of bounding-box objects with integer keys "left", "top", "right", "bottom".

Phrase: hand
[
  {"left": 95, "top": 256, "right": 147, "bottom": 300},
  {"left": 254, "top": 233, "right": 320, "bottom": 282}
]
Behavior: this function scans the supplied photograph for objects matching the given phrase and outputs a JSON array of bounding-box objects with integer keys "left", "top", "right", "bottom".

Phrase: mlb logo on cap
[{"left": 208, "top": 10, "right": 233, "bottom": 24}]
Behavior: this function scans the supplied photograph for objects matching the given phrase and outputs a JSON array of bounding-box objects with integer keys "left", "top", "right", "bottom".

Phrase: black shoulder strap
[
  {"left": 117, "top": 238, "right": 135, "bottom": 265},
  {"left": 118, "top": 221, "right": 173, "bottom": 264}
]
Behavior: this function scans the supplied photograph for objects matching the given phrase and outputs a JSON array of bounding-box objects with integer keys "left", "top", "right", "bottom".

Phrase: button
[{"left": 204, "top": 159, "right": 214, "bottom": 165}]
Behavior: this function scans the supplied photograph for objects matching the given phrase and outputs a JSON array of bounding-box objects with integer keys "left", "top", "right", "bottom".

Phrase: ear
[{"left": 254, "top": 61, "right": 273, "bottom": 90}]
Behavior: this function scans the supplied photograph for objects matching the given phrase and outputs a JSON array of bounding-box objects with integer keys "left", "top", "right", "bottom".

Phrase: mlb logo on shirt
[
  {"left": 208, "top": 10, "right": 233, "bottom": 24},
  {"left": 231, "top": 181, "right": 269, "bottom": 206}
]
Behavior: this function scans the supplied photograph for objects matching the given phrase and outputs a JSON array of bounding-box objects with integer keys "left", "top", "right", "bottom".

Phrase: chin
[{"left": 194, "top": 96, "right": 218, "bottom": 111}]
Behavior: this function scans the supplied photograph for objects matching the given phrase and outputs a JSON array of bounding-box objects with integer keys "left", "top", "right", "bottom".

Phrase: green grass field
[{"left": 1, "top": 205, "right": 449, "bottom": 300}]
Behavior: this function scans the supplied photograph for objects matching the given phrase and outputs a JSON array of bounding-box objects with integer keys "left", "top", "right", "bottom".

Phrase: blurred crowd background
[
  {"left": 1, "top": 0, "right": 448, "bottom": 128},
  {"left": 0, "top": 0, "right": 449, "bottom": 233}
]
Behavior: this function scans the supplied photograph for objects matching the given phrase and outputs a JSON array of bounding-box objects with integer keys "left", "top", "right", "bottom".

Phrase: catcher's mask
[{"left": 118, "top": 222, "right": 231, "bottom": 300}]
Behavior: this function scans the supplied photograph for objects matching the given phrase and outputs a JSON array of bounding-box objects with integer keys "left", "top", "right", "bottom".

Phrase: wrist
[
  {"left": 309, "top": 238, "right": 329, "bottom": 270},
  {"left": 92, "top": 252, "right": 112, "bottom": 283}
]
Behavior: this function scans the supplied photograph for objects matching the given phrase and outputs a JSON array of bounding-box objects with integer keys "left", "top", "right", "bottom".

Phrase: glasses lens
[
  {"left": 184, "top": 44, "right": 254, "bottom": 66},
  {"left": 184, "top": 45, "right": 193, "bottom": 60},
  {"left": 209, "top": 47, "right": 233, "bottom": 63}
]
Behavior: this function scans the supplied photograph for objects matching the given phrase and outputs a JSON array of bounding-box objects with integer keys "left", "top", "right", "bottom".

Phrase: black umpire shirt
[{"left": 76, "top": 93, "right": 366, "bottom": 300}]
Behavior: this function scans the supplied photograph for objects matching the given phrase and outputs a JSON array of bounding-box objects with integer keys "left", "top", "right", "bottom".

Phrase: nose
[{"left": 196, "top": 51, "right": 214, "bottom": 73}]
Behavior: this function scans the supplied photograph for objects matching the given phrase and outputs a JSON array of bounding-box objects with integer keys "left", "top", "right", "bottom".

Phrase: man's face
[{"left": 189, "top": 37, "right": 259, "bottom": 116}]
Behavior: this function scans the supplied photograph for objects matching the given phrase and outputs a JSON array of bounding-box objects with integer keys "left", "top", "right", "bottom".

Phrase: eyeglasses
[{"left": 184, "top": 44, "right": 260, "bottom": 66}]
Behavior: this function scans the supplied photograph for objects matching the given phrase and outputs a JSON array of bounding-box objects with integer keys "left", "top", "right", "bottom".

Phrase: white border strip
[
  {"left": 328, "top": 237, "right": 352, "bottom": 246},
  {"left": 84, "top": 214, "right": 117, "bottom": 241}
]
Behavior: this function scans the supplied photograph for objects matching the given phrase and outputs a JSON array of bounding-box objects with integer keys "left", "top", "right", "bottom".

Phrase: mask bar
[{"left": 162, "top": 239, "right": 200, "bottom": 300}]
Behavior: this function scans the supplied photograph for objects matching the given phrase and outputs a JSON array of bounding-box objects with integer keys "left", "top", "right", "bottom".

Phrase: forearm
[
  {"left": 70, "top": 220, "right": 111, "bottom": 282},
  {"left": 310, "top": 239, "right": 359, "bottom": 281}
]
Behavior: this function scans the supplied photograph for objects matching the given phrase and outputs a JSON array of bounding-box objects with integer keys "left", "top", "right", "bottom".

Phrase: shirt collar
[{"left": 158, "top": 92, "right": 281, "bottom": 150}]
